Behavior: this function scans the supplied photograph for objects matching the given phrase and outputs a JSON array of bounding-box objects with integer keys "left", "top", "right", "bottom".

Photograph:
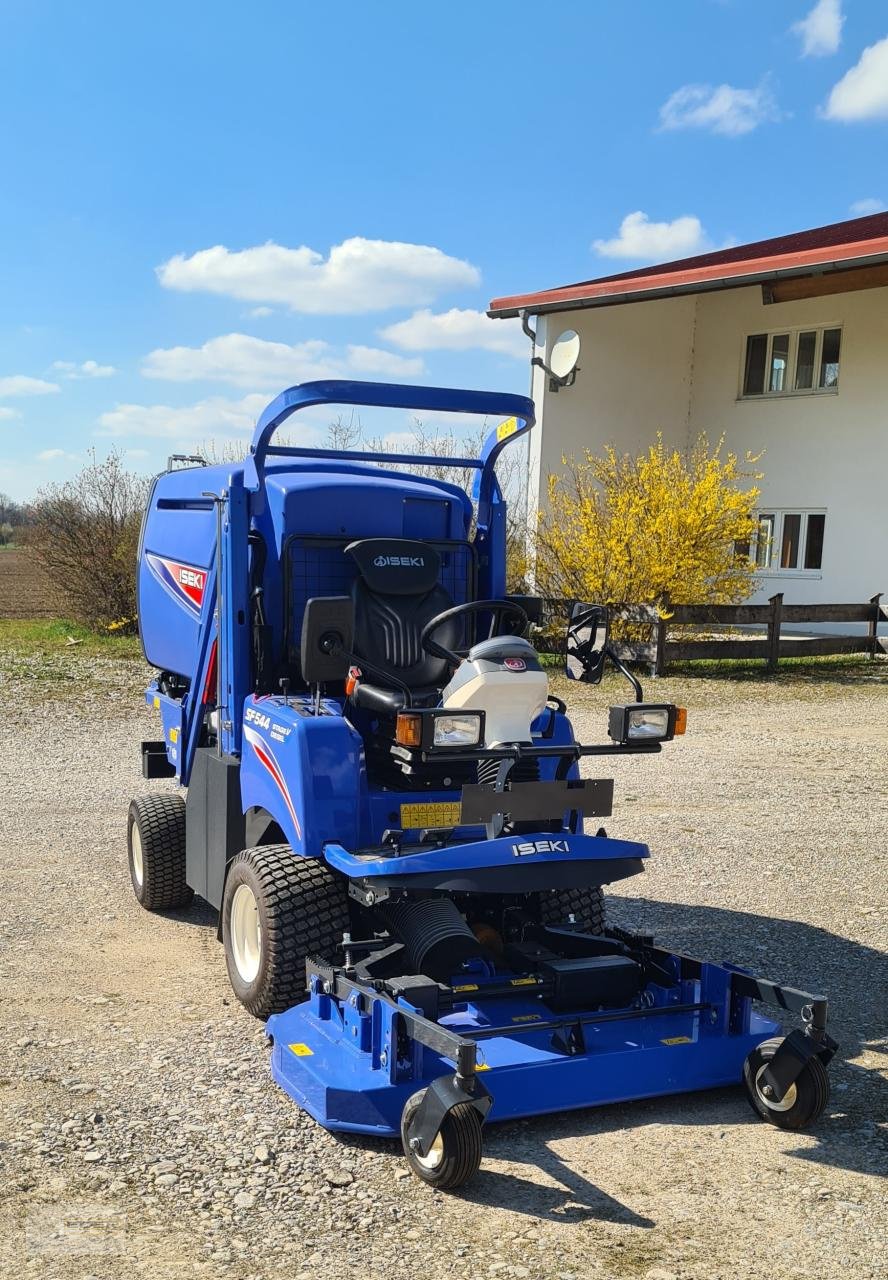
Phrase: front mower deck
[{"left": 266, "top": 928, "right": 830, "bottom": 1139}]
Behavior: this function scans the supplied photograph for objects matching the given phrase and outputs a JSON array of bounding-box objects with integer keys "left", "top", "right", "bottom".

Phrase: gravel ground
[{"left": 0, "top": 647, "right": 886, "bottom": 1280}]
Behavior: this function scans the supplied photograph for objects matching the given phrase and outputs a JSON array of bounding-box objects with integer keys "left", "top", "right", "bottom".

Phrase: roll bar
[{"left": 242, "top": 380, "right": 535, "bottom": 503}]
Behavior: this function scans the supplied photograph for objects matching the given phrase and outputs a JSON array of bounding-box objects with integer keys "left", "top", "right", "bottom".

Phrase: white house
[{"left": 488, "top": 213, "right": 888, "bottom": 610}]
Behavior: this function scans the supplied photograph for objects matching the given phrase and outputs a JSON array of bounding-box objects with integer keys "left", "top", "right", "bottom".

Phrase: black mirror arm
[{"left": 606, "top": 646, "right": 644, "bottom": 702}]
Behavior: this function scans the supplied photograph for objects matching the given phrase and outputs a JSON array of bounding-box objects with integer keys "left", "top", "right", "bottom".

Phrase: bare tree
[{"left": 25, "top": 450, "right": 150, "bottom": 630}]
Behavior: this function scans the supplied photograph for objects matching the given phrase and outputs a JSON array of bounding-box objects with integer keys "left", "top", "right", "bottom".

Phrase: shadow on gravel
[{"left": 458, "top": 895, "right": 887, "bottom": 1210}]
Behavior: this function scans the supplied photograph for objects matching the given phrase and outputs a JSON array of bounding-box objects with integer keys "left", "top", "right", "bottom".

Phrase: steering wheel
[{"left": 420, "top": 599, "right": 529, "bottom": 665}]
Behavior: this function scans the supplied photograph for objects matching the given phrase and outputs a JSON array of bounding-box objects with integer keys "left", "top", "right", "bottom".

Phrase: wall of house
[
  {"left": 531, "top": 281, "right": 887, "bottom": 609},
  {"left": 531, "top": 293, "right": 697, "bottom": 493},
  {"left": 688, "top": 283, "right": 887, "bottom": 606}
]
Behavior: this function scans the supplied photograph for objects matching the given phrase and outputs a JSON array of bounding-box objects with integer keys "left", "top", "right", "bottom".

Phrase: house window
[
  {"left": 741, "top": 327, "right": 841, "bottom": 398},
  {"left": 745, "top": 510, "right": 826, "bottom": 572}
]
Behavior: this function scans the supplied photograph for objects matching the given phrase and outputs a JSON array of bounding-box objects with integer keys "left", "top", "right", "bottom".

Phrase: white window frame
[
  {"left": 739, "top": 325, "right": 842, "bottom": 400},
  {"left": 749, "top": 508, "right": 827, "bottom": 578}
]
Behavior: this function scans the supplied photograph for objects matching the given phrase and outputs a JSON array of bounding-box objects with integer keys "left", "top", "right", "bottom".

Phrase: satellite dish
[{"left": 549, "top": 330, "right": 581, "bottom": 381}]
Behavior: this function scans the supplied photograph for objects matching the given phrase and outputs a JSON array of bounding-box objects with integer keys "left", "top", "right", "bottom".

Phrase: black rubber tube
[{"left": 381, "top": 897, "right": 481, "bottom": 982}]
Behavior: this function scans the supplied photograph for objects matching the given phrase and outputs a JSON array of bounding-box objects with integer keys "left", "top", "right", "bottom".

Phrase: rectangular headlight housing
[
  {"left": 432, "top": 712, "right": 483, "bottom": 748},
  {"left": 608, "top": 703, "right": 684, "bottom": 744},
  {"left": 396, "top": 709, "right": 485, "bottom": 751}
]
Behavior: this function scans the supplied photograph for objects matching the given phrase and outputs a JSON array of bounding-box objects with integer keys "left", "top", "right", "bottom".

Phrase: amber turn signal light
[
  {"left": 674, "top": 706, "right": 687, "bottom": 735},
  {"left": 395, "top": 712, "right": 423, "bottom": 748}
]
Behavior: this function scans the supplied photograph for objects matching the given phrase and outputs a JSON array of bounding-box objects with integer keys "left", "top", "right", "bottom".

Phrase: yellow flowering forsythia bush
[{"left": 535, "top": 434, "right": 760, "bottom": 610}]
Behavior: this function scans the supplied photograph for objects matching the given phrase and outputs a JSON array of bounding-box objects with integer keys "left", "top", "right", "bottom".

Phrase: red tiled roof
[{"left": 488, "top": 213, "right": 888, "bottom": 317}]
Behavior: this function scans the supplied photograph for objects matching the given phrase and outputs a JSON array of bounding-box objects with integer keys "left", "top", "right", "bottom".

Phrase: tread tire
[
  {"left": 127, "top": 794, "right": 192, "bottom": 911},
  {"left": 743, "top": 1036, "right": 831, "bottom": 1130},
  {"left": 538, "top": 884, "right": 606, "bottom": 934},
  {"left": 221, "top": 845, "right": 350, "bottom": 1019},
  {"left": 401, "top": 1089, "right": 483, "bottom": 1191}
]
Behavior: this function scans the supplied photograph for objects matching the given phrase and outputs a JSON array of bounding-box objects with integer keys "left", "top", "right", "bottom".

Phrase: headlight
[
  {"left": 608, "top": 703, "right": 686, "bottom": 745},
  {"left": 396, "top": 709, "right": 485, "bottom": 750},
  {"left": 432, "top": 713, "right": 482, "bottom": 747}
]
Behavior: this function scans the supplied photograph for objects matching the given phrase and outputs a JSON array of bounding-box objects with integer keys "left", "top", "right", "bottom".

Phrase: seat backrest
[{"left": 346, "top": 539, "right": 461, "bottom": 688}]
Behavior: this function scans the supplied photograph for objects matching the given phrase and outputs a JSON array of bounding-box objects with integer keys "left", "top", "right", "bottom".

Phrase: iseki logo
[
  {"left": 178, "top": 567, "right": 204, "bottom": 591},
  {"left": 512, "top": 839, "right": 570, "bottom": 857},
  {"left": 373, "top": 554, "right": 425, "bottom": 568}
]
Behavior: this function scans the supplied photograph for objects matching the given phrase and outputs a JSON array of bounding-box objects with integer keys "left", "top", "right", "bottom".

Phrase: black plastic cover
[
  {"left": 540, "top": 954, "right": 642, "bottom": 1010},
  {"left": 346, "top": 538, "right": 441, "bottom": 595}
]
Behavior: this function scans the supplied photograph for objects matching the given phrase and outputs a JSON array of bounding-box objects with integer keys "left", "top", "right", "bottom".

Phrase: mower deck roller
[{"left": 130, "top": 378, "right": 837, "bottom": 1191}]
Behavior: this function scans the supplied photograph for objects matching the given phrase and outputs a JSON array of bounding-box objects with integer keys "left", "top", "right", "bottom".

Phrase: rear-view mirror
[{"left": 565, "top": 602, "right": 609, "bottom": 684}]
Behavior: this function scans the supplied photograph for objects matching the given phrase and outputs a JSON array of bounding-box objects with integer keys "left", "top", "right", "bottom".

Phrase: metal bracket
[
  {"left": 407, "top": 1070, "right": 493, "bottom": 1159},
  {"left": 760, "top": 1026, "right": 838, "bottom": 1102}
]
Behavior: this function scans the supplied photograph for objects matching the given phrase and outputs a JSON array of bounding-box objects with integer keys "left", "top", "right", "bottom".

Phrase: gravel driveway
[{"left": 1, "top": 646, "right": 885, "bottom": 1280}]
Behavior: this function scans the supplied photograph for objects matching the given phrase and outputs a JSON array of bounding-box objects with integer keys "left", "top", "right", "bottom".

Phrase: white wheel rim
[
  {"left": 230, "top": 884, "right": 262, "bottom": 984},
  {"left": 755, "top": 1063, "right": 797, "bottom": 1112},
  {"left": 414, "top": 1130, "right": 445, "bottom": 1171},
  {"left": 131, "top": 823, "right": 144, "bottom": 889}
]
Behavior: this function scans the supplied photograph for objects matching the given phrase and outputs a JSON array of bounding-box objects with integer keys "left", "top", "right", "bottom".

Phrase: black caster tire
[
  {"left": 539, "top": 884, "right": 605, "bottom": 934},
  {"left": 743, "top": 1036, "right": 830, "bottom": 1130},
  {"left": 127, "top": 794, "right": 193, "bottom": 911},
  {"left": 221, "top": 845, "right": 350, "bottom": 1019},
  {"left": 400, "top": 1088, "right": 483, "bottom": 1191}
]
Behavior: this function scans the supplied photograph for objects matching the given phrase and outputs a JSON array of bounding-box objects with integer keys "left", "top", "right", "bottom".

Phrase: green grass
[{"left": 0, "top": 617, "right": 142, "bottom": 659}]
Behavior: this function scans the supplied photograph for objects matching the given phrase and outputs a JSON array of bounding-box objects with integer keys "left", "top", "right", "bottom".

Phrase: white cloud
[
  {"left": 345, "top": 346, "right": 424, "bottom": 377},
  {"left": 0, "top": 406, "right": 21, "bottom": 420},
  {"left": 592, "top": 211, "right": 712, "bottom": 261},
  {"left": 380, "top": 308, "right": 527, "bottom": 359},
  {"left": 97, "top": 393, "right": 269, "bottom": 439},
  {"left": 36, "top": 448, "right": 79, "bottom": 462},
  {"left": 52, "top": 359, "right": 116, "bottom": 379},
  {"left": 141, "top": 332, "right": 424, "bottom": 389},
  {"left": 792, "top": 0, "right": 843, "bottom": 57},
  {"left": 824, "top": 36, "right": 888, "bottom": 122},
  {"left": 0, "top": 375, "right": 60, "bottom": 397},
  {"left": 156, "top": 237, "right": 480, "bottom": 314},
  {"left": 247, "top": 306, "right": 273, "bottom": 318},
  {"left": 142, "top": 333, "right": 339, "bottom": 388},
  {"left": 849, "top": 197, "right": 885, "bottom": 215},
  {"left": 659, "top": 80, "right": 780, "bottom": 136}
]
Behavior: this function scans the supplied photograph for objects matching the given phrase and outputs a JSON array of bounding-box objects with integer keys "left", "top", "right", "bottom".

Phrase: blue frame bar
[{"left": 244, "top": 379, "right": 535, "bottom": 493}]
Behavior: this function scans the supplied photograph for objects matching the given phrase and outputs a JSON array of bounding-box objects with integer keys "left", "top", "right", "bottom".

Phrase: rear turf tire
[
  {"left": 127, "top": 794, "right": 192, "bottom": 911},
  {"left": 221, "top": 845, "right": 350, "bottom": 1019},
  {"left": 743, "top": 1036, "right": 831, "bottom": 1130},
  {"left": 538, "top": 884, "right": 606, "bottom": 934},
  {"left": 400, "top": 1089, "right": 483, "bottom": 1190}
]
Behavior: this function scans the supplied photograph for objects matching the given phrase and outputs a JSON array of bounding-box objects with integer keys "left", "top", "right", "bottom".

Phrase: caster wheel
[
  {"left": 400, "top": 1089, "right": 483, "bottom": 1190},
  {"left": 743, "top": 1036, "right": 830, "bottom": 1130}
]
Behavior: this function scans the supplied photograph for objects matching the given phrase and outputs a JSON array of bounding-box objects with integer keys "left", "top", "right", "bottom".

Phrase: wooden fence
[{"left": 538, "top": 592, "right": 887, "bottom": 676}]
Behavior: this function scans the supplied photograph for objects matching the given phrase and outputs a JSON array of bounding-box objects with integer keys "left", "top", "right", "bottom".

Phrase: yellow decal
[
  {"left": 400, "top": 801, "right": 462, "bottom": 829},
  {"left": 476, "top": 1062, "right": 491, "bottom": 1071},
  {"left": 510, "top": 977, "right": 538, "bottom": 987},
  {"left": 496, "top": 416, "right": 518, "bottom": 441},
  {"left": 661, "top": 1036, "right": 692, "bottom": 1046},
  {"left": 452, "top": 983, "right": 479, "bottom": 993},
  {"left": 168, "top": 728, "right": 179, "bottom": 743},
  {"left": 153, "top": 696, "right": 160, "bottom": 709},
  {"left": 288, "top": 1042, "right": 313, "bottom": 1057},
  {"left": 512, "top": 1013, "right": 542, "bottom": 1023}
]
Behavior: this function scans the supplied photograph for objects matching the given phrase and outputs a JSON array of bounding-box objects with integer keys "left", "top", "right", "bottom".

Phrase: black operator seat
[{"left": 345, "top": 539, "right": 461, "bottom": 716}]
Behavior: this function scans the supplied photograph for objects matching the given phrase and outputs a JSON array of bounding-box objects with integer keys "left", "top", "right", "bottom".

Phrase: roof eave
[{"left": 487, "top": 248, "right": 888, "bottom": 320}]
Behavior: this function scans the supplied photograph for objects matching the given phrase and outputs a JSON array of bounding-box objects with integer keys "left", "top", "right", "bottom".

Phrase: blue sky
[{"left": 2, "top": 0, "right": 887, "bottom": 500}]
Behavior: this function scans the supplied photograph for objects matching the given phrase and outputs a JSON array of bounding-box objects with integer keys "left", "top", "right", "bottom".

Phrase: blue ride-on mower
[{"left": 129, "top": 379, "right": 836, "bottom": 1189}]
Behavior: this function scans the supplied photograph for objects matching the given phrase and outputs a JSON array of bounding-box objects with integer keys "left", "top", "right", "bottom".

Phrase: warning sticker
[
  {"left": 661, "top": 1036, "right": 692, "bottom": 1046},
  {"left": 288, "top": 1042, "right": 314, "bottom": 1057},
  {"left": 400, "top": 801, "right": 462, "bottom": 829}
]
